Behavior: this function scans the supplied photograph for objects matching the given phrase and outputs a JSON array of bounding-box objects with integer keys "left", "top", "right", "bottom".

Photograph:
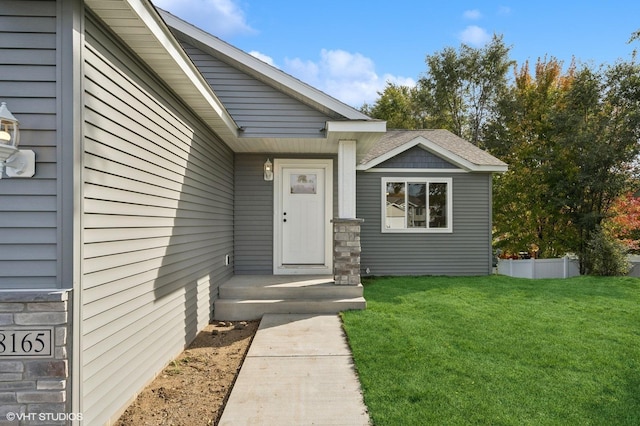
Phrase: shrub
[{"left": 584, "top": 227, "right": 630, "bottom": 276}]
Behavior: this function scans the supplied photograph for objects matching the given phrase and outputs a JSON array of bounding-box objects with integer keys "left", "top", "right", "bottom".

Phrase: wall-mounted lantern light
[
  {"left": 264, "top": 158, "right": 273, "bottom": 181},
  {"left": 0, "top": 102, "right": 35, "bottom": 179}
]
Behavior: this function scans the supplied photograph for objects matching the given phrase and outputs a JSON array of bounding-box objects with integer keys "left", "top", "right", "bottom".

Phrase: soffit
[{"left": 84, "top": 0, "right": 240, "bottom": 143}]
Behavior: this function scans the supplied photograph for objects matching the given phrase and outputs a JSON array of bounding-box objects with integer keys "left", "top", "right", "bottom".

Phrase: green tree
[
  {"left": 417, "top": 34, "right": 513, "bottom": 146},
  {"left": 486, "top": 58, "right": 574, "bottom": 257},
  {"left": 361, "top": 83, "right": 423, "bottom": 129},
  {"left": 583, "top": 226, "right": 631, "bottom": 276}
]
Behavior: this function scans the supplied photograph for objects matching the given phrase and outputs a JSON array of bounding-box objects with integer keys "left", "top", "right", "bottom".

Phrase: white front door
[{"left": 274, "top": 159, "right": 333, "bottom": 274}]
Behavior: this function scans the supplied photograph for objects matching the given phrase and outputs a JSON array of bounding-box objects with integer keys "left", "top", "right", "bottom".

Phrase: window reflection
[
  {"left": 385, "top": 182, "right": 405, "bottom": 229},
  {"left": 429, "top": 183, "right": 447, "bottom": 228},
  {"left": 407, "top": 183, "right": 426, "bottom": 228},
  {"left": 383, "top": 179, "right": 451, "bottom": 232}
]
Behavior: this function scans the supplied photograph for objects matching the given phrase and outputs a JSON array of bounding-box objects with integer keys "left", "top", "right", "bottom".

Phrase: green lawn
[{"left": 341, "top": 275, "right": 640, "bottom": 425}]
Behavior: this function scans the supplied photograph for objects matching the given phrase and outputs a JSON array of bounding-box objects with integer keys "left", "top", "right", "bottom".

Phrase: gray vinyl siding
[
  {"left": 234, "top": 154, "right": 273, "bottom": 274},
  {"left": 357, "top": 171, "right": 493, "bottom": 276},
  {"left": 81, "top": 14, "right": 234, "bottom": 425},
  {"left": 179, "top": 42, "right": 333, "bottom": 138},
  {"left": 377, "top": 146, "right": 457, "bottom": 169},
  {"left": 0, "top": 0, "right": 59, "bottom": 289},
  {"left": 234, "top": 154, "right": 338, "bottom": 275}
]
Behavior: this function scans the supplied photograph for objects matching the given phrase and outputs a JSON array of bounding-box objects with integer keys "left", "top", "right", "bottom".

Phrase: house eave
[
  {"left": 326, "top": 120, "right": 387, "bottom": 162},
  {"left": 471, "top": 164, "right": 509, "bottom": 173},
  {"left": 357, "top": 165, "right": 508, "bottom": 172},
  {"left": 85, "top": 0, "right": 241, "bottom": 142}
]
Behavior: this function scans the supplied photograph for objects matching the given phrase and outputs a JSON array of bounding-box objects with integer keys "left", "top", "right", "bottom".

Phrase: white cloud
[
  {"left": 463, "top": 9, "right": 482, "bottom": 20},
  {"left": 285, "top": 57, "right": 320, "bottom": 83},
  {"left": 284, "top": 49, "right": 415, "bottom": 107},
  {"left": 154, "top": 1, "right": 412, "bottom": 107},
  {"left": 459, "top": 25, "right": 491, "bottom": 46},
  {"left": 498, "top": 6, "right": 512, "bottom": 16},
  {"left": 153, "top": 0, "right": 255, "bottom": 37},
  {"left": 249, "top": 51, "right": 276, "bottom": 67}
]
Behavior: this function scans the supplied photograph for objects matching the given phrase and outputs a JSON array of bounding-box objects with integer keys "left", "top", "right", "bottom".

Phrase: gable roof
[
  {"left": 358, "top": 129, "right": 508, "bottom": 172},
  {"left": 157, "top": 8, "right": 369, "bottom": 122},
  {"left": 84, "top": 0, "right": 385, "bottom": 159}
]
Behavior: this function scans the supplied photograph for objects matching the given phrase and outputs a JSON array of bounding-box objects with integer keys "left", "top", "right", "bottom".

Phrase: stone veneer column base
[
  {"left": 0, "top": 290, "right": 71, "bottom": 425},
  {"left": 332, "top": 218, "right": 364, "bottom": 285}
]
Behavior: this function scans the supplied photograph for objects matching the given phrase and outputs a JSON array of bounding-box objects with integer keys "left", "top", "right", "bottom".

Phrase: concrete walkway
[{"left": 218, "top": 314, "right": 371, "bottom": 425}]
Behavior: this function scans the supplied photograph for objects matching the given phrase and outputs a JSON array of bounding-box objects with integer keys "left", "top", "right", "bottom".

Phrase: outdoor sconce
[
  {"left": 264, "top": 158, "right": 273, "bottom": 181},
  {"left": 0, "top": 102, "right": 35, "bottom": 179}
]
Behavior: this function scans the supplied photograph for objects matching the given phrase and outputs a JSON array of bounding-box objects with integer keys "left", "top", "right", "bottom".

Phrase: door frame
[{"left": 273, "top": 158, "right": 333, "bottom": 275}]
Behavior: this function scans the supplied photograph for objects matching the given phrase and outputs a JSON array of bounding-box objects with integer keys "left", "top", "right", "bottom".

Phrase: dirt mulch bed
[{"left": 116, "top": 320, "right": 259, "bottom": 426}]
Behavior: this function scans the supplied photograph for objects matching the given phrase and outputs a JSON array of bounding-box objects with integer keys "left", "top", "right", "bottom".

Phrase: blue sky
[{"left": 154, "top": 0, "right": 640, "bottom": 108}]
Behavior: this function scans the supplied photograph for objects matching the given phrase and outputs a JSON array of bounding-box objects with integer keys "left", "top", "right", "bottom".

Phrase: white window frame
[{"left": 381, "top": 177, "right": 453, "bottom": 233}]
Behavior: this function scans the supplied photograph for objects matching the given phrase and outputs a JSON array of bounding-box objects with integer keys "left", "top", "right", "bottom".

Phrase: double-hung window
[{"left": 382, "top": 177, "right": 452, "bottom": 233}]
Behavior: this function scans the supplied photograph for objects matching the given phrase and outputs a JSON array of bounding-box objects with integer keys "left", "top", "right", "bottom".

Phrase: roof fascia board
[
  {"left": 360, "top": 168, "right": 469, "bottom": 173},
  {"left": 470, "top": 164, "right": 508, "bottom": 172},
  {"left": 158, "top": 8, "right": 371, "bottom": 121},
  {"left": 132, "top": 0, "right": 239, "bottom": 133},
  {"left": 325, "top": 120, "right": 387, "bottom": 134},
  {"left": 116, "top": 0, "right": 240, "bottom": 136}
]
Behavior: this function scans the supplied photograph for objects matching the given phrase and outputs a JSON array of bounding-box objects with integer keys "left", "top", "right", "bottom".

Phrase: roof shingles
[{"left": 360, "top": 129, "right": 507, "bottom": 171}]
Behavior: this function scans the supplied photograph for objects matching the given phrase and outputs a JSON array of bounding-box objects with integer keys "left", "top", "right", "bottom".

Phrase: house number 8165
[{"left": 0, "top": 329, "right": 52, "bottom": 357}]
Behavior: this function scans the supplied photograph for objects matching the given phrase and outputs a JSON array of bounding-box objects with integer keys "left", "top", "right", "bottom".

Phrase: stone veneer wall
[
  {"left": 0, "top": 290, "right": 71, "bottom": 425},
  {"left": 332, "top": 218, "right": 363, "bottom": 285}
]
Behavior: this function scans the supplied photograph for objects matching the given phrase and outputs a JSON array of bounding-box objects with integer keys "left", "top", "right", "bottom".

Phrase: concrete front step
[
  {"left": 214, "top": 297, "right": 367, "bottom": 321},
  {"left": 220, "top": 279, "right": 363, "bottom": 300},
  {"left": 213, "top": 275, "right": 366, "bottom": 321}
]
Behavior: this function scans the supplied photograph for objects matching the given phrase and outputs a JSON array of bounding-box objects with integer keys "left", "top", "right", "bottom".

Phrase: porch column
[
  {"left": 334, "top": 140, "right": 362, "bottom": 285},
  {"left": 332, "top": 218, "right": 363, "bottom": 285},
  {"left": 338, "top": 140, "right": 357, "bottom": 218}
]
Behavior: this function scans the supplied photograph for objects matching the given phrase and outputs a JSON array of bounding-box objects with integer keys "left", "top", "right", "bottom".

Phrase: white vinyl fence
[
  {"left": 497, "top": 257, "right": 580, "bottom": 279},
  {"left": 498, "top": 256, "right": 640, "bottom": 279},
  {"left": 628, "top": 256, "right": 640, "bottom": 277}
]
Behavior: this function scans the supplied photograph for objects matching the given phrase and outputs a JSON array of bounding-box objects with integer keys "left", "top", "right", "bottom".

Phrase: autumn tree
[
  {"left": 488, "top": 56, "right": 640, "bottom": 271},
  {"left": 604, "top": 191, "right": 640, "bottom": 253},
  {"left": 486, "top": 58, "right": 575, "bottom": 257},
  {"left": 549, "top": 62, "right": 640, "bottom": 271}
]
